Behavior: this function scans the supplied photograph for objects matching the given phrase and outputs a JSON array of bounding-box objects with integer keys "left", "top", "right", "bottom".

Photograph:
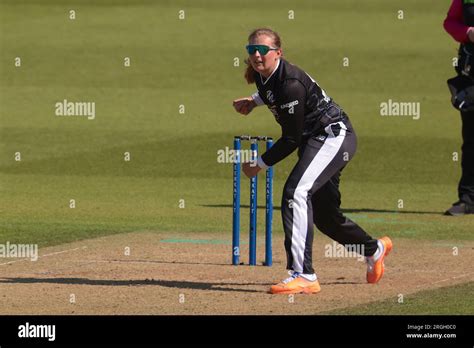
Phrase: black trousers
[
  {"left": 459, "top": 111, "right": 474, "bottom": 205},
  {"left": 281, "top": 118, "right": 378, "bottom": 274}
]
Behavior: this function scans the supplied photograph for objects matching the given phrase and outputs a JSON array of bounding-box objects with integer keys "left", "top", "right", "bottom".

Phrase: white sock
[
  {"left": 300, "top": 273, "right": 317, "bottom": 281},
  {"left": 371, "top": 240, "right": 384, "bottom": 261}
]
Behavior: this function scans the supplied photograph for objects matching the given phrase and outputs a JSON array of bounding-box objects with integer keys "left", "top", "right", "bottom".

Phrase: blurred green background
[{"left": 0, "top": 0, "right": 472, "bottom": 248}]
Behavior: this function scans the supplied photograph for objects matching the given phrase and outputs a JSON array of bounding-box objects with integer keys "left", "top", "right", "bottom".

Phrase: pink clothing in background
[{"left": 444, "top": 0, "right": 472, "bottom": 43}]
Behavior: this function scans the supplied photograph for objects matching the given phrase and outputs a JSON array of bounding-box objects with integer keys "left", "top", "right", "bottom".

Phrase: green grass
[
  {"left": 324, "top": 282, "right": 474, "bottom": 315},
  {"left": 0, "top": 0, "right": 472, "bottom": 251}
]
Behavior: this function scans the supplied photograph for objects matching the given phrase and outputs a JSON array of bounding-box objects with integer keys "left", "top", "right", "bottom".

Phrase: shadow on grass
[
  {"left": 101, "top": 259, "right": 237, "bottom": 267},
  {"left": 0, "top": 277, "right": 271, "bottom": 293},
  {"left": 0, "top": 276, "right": 364, "bottom": 293},
  {"left": 321, "top": 281, "right": 361, "bottom": 285},
  {"left": 97, "top": 259, "right": 284, "bottom": 267}
]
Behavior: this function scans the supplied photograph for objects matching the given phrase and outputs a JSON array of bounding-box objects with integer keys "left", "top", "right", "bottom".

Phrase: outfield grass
[
  {"left": 325, "top": 282, "right": 474, "bottom": 315},
  {"left": 1, "top": 0, "right": 472, "bottom": 250}
]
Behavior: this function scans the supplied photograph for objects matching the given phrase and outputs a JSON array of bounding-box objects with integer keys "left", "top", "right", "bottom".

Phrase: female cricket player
[{"left": 232, "top": 28, "right": 393, "bottom": 294}]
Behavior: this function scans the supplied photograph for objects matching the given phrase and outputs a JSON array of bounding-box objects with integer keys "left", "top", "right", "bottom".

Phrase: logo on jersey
[
  {"left": 266, "top": 90, "right": 275, "bottom": 104},
  {"left": 315, "top": 134, "right": 327, "bottom": 142},
  {"left": 280, "top": 100, "right": 299, "bottom": 114}
]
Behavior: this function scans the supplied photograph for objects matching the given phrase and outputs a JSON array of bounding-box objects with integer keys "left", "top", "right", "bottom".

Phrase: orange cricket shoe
[
  {"left": 270, "top": 272, "right": 321, "bottom": 294},
  {"left": 366, "top": 236, "right": 393, "bottom": 284}
]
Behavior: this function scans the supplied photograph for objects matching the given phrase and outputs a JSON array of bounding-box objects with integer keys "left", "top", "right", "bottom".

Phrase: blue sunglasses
[{"left": 246, "top": 44, "right": 278, "bottom": 55}]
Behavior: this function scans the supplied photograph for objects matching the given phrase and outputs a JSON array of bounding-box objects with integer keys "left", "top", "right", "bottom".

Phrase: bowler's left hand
[{"left": 242, "top": 162, "right": 261, "bottom": 178}]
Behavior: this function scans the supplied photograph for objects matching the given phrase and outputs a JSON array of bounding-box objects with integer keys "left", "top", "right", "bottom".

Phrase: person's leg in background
[{"left": 446, "top": 110, "right": 474, "bottom": 215}]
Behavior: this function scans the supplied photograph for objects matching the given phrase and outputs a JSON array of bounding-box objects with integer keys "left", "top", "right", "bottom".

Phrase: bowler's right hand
[{"left": 233, "top": 97, "right": 256, "bottom": 115}]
